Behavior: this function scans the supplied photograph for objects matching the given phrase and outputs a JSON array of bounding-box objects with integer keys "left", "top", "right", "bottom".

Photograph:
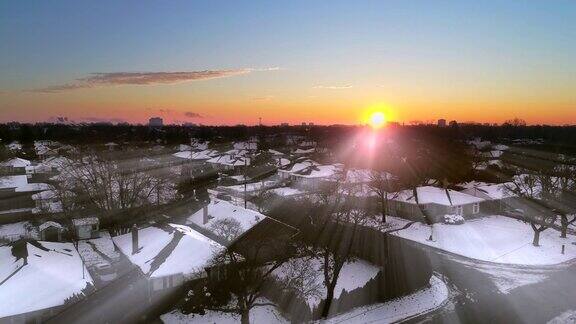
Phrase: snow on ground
[
  {"left": 160, "top": 298, "right": 288, "bottom": 324},
  {"left": 273, "top": 257, "right": 381, "bottom": 309},
  {"left": 0, "top": 241, "right": 93, "bottom": 318},
  {"left": 547, "top": 310, "right": 576, "bottom": 323},
  {"left": 393, "top": 215, "right": 576, "bottom": 266},
  {"left": 475, "top": 266, "right": 548, "bottom": 294},
  {"left": 323, "top": 275, "right": 449, "bottom": 324},
  {"left": 269, "top": 186, "right": 306, "bottom": 197},
  {"left": 364, "top": 215, "right": 411, "bottom": 233},
  {"left": 77, "top": 231, "right": 120, "bottom": 266}
]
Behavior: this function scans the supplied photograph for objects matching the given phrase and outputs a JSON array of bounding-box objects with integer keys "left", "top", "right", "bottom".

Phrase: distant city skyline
[{"left": 1, "top": 1, "right": 575, "bottom": 125}]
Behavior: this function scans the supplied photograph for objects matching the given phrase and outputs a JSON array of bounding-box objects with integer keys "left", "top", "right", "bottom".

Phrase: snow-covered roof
[
  {"left": 112, "top": 224, "right": 223, "bottom": 278},
  {"left": 187, "top": 199, "right": 265, "bottom": 236},
  {"left": 32, "top": 201, "right": 63, "bottom": 214},
  {"left": 0, "top": 241, "right": 93, "bottom": 318},
  {"left": 72, "top": 217, "right": 99, "bottom": 226},
  {"left": 190, "top": 140, "right": 209, "bottom": 151},
  {"left": 39, "top": 221, "right": 64, "bottom": 231},
  {"left": 32, "top": 189, "right": 57, "bottom": 200},
  {"left": 104, "top": 142, "right": 118, "bottom": 146},
  {"left": 173, "top": 149, "right": 220, "bottom": 160},
  {"left": 0, "top": 175, "right": 50, "bottom": 192},
  {"left": 207, "top": 154, "right": 251, "bottom": 167},
  {"left": 268, "top": 149, "right": 284, "bottom": 156},
  {"left": 0, "top": 157, "right": 31, "bottom": 168},
  {"left": 493, "top": 144, "right": 509, "bottom": 151},
  {"left": 293, "top": 148, "right": 315, "bottom": 154},
  {"left": 392, "top": 186, "right": 484, "bottom": 206},
  {"left": 279, "top": 159, "right": 319, "bottom": 174},
  {"left": 461, "top": 182, "right": 515, "bottom": 200},
  {"left": 292, "top": 164, "right": 340, "bottom": 179},
  {"left": 233, "top": 141, "right": 257, "bottom": 150}
]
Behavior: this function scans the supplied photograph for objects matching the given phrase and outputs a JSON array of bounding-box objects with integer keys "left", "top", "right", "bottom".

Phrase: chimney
[
  {"left": 131, "top": 224, "right": 138, "bottom": 255},
  {"left": 203, "top": 205, "right": 209, "bottom": 224}
]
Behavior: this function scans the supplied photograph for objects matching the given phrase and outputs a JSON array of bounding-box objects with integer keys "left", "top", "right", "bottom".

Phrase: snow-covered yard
[
  {"left": 273, "top": 257, "right": 381, "bottom": 309},
  {"left": 160, "top": 298, "right": 288, "bottom": 324},
  {"left": 393, "top": 215, "right": 576, "bottom": 266},
  {"left": 323, "top": 275, "right": 448, "bottom": 323}
]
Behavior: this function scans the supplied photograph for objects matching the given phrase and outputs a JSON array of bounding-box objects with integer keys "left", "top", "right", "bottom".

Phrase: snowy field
[
  {"left": 393, "top": 215, "right": 576, "bottom": 266},
  {"left": 160, "top": 298, "right": 288, "bottom": 324},
  {"left": 323, "top": 275, "right": 448, "bottom": 324}
]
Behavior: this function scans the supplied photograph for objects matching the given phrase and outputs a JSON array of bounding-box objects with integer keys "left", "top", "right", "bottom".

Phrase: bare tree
[
  {"left": 55, "top": 154, "right": 178, "bottom": 215},
  {"left": 180, "top": 220, "right": 306, "bottom": 324},
  {"left": 367, "top": 170, "right": 399, "bottom": 223},
  {"left": 506, "top": 173, "right": 559, "bottom": 246}
]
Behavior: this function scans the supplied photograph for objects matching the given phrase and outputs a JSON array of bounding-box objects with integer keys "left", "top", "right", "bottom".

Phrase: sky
[{"left": 0, "top": 1, "right": 575, "bottom": 125}]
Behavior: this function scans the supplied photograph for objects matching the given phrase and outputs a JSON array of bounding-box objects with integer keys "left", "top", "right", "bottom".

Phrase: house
[
  {"left": 72, "top": 217, "right": 100, "bottom": 240},
  {"left": 173, "top": 149, "right": 220, "bottom": 162},
  {"left": 207, "top": 153, "right": 251, "bottom": 172},
  {"left": 461, "top": 182, "right": 516, "bottom": 213},
  {"left": 0, "top": 158, "right": 31, "bottom": 175},
  {"left": 0, "top": 240, "right": 93, "bottom": 323},
  {"left": 112, "top": 223, "right": 224, "bottom": 295},
  {"left": 387, "top": 186, "right": 484, "bottom": 223},
  {"left": 0, "top": 175, "right": 51, "bottom": 222},
  {"left": 0, "top": 221, "right": 39, "bottom": 242},
  {"left": 233, "top": 141, "right": 257, "bottom": 151},
  {"left": 186, "top": 199, "right": 265, "bottom": 243},
  {"left": 278, "top": 159, "right": 319, "bottom": 180},
  {"left": 32, "top": 189, "right": 64, "bottom": 215},
  {"left": 38, "top": 221, "right": 65, "bottom": 241},
  {"left": 290, "top": 164, "right": 340, "bottom": 191}
]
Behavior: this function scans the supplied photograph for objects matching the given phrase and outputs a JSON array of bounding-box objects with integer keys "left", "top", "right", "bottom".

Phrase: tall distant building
[
  {"left": 149, "top": 117, "right": 163, "bottom": 127},
  {"left": 437, "top": 119, "right": 446, "bottom": 127}
]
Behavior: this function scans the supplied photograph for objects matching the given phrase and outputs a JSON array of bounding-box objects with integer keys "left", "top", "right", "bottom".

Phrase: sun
[{"left": 368, "top": 111, "right": 386, "bottom": 129}]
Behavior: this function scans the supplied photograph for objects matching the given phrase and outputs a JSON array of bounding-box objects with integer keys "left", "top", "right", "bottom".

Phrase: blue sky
[{"left": 1, "top": 1, "right": 575, "bottom": 124}]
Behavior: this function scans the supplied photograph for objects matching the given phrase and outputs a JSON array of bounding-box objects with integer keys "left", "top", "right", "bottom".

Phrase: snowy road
[{"left": 400, "top": 238, "right": 576, "bottom": 324}]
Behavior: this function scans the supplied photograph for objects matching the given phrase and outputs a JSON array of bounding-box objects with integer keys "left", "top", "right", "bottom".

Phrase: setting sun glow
[{"left": 368, "top": 112, "right": 386, "bottom": 129}]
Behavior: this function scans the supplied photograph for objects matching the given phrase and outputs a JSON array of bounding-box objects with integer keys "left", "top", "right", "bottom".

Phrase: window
[
  {"left": 472, "top": 203, "right": 480, "bottom": 214},
  {"left": 451, "top": 205, "right": 463, "bottom": 215}
]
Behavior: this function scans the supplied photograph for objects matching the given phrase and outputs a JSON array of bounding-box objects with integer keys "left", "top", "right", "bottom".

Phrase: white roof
[
  {"left": 292, "top": 164, "right": 340, "bottom": 179},
  {"left": 462, "top": 183, "right": 515, "bottom": 200},
  {"left": 72, "top": 217, "right": 99, "bottom": 226},
  {"left": 39, "top": 221, "right": 64, "bottom": 231},
  {"left": 293, "top": 148, "right": 315, "bottom": 154},
  {"left": 0, "top": 175, "right": 50, "bottom": 192},
  {"left": 173, "top": 149, "right": 220, "bottom": 160},
  {"left": 187, "top": 199, "right": 265, "bottom": 235},
  {"left": 207, "top": 154, "right": 250, "bottom": 167},
  {"left": 0, "top": 241, "right": 93, "bottom": 318},
  {"left": 279, "top": 160, "right": 319, "bottom": 174},
  {"left": 268, "top": 149, "right": 284, "bottom": 156},
  {"left": 32, "top": 189, "right": 57, "bottom": 200},
  {"left": 493, "top": 144, "right": 509, "bottom": 151},
  {"left": 392, "top": 186, "right": 484, "bottom": 206},
  {"left": 0, "top": 158, "right": 31, "bottom": 168},
  {"left": 233, "top": 141, "right": 257, "bottom": 150},
  {"left": 112, "top": 224, "right": 223, "bottom": 278}
]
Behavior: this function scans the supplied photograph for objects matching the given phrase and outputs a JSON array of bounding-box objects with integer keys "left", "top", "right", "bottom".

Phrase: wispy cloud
[
  {"left": 32, "top": 67, "right": 280, "bottom": 93},
  {"left": 313, "top": 85, "right": 353, "bottom": 90},
  {"left": 184, "top": 111, "right": 203, "bottom": 118}
]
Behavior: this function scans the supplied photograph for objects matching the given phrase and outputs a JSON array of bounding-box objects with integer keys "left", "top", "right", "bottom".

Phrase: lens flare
[{"left": 369, "top": 112, "right": 386, "bottom": 129}]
